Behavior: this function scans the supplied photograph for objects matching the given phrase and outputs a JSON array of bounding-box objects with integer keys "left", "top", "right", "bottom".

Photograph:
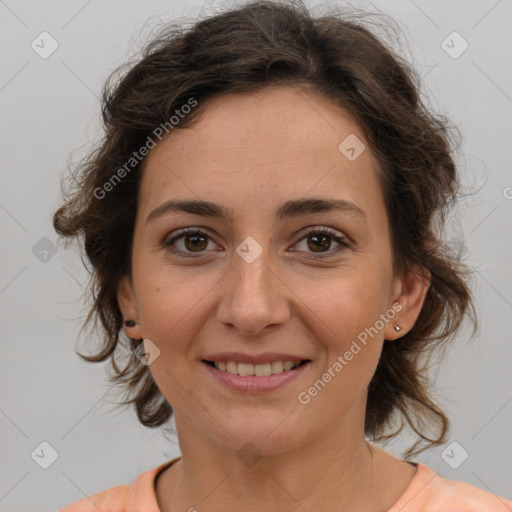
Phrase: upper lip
[{"left": 202, "top": 352, "right": 310, "bottom": 365}]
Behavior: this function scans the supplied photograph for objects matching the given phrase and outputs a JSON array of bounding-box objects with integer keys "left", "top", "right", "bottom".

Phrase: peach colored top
[{"left": 58, "top": 456, "right": 512, "bottom": 511}]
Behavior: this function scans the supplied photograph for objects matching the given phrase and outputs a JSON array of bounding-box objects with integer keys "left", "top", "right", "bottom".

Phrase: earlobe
[
  {"left": 117, "top": 275, "right": 142, "bottom": 339},
  {"left": 387, "top": 266, "right": 431, "bottom": 340}
]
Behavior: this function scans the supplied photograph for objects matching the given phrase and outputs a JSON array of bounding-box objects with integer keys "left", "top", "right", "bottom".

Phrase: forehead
[{"left": 138, "top": 86, "right": 386, "bottom": 226}]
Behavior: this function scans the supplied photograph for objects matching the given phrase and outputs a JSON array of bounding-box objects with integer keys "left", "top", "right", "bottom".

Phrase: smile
[
  {"left": 201, "top": 359, "right": 312, "bottom": 393},
  {"left": 204, "top": 359, "right": 309, "bottom": 376}
]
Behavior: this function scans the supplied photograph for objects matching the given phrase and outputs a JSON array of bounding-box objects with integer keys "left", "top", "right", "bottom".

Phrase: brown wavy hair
[{"left": 53, "top": 0, "right": 477, "bottom": 459}]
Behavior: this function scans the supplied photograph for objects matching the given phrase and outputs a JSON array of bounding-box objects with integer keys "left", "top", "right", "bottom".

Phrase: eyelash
[{"left": 162, "top": 226, "right": 350, "bottom": 259}]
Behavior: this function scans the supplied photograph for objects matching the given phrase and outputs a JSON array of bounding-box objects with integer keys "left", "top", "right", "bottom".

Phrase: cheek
[
  {"left": 134, "top": 268, "right": 217, "bottom": 405},
  {"left": 134, "top": 264, "right": 218, "bottom": 351},
  {"left": 291, "top": 265, "right": 390, "bottom": 342},
  {"left": 291, "top": 268, "right": 389, "bottom": 388},
  {"left": 297, "top": 283, "right": 386, "bottom": 413}
]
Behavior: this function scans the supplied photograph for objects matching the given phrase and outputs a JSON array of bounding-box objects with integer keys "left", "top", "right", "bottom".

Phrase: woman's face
[{"left": 119, "top": 86, "right": 426, "bottom": 455}]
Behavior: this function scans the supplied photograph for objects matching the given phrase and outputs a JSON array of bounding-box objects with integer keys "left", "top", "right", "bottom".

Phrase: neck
[{"left": 155, "top": 415, "right": 411, "bottom": 512}]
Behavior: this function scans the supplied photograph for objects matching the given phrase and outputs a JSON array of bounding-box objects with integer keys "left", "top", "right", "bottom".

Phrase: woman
[{"left": 55, "top": 1, "right": 512, "bottom": 511}]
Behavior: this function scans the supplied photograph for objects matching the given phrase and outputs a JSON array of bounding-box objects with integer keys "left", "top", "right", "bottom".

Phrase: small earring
[
  {"left": 393, "top": 323, "right": 401, "bottom": 332},
  {"left": 124, "top": 320, "right": 136, "bottom": 327}
]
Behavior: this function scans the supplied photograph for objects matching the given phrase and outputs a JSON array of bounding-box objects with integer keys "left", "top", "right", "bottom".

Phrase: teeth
[{"left": 212, "top": 360, "right": 304, "bottom": 376}]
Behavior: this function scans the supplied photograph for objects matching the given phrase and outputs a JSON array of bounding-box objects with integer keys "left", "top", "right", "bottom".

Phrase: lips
[{"left": 202, "top": 358, "right": 312, "bottom": 393}]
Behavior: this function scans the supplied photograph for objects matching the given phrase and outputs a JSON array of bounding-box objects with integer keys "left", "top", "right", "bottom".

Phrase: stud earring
[
  {"left": 393, "top": 323, "right": 401, "bottom": 332},
  {"left": 124, "top": 320, "right": 136, "bottom": 327}
]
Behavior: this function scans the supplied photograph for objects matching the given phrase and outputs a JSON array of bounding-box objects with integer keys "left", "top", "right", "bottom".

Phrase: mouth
[
  {"left": 201, "top": 358, "right": 312, "bottom": 393},
  {"left": 202, "top": 359, "right": 311, "bottom": 376}
]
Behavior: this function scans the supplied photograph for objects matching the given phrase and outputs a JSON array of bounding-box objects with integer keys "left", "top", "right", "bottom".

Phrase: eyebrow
[{"left": 145, "top": 197, "right": 366, "bottom": 225}]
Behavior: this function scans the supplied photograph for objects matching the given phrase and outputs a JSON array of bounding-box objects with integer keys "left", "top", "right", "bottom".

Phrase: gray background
[{"left": 1, "top": 0, "right": 511, "bottom": 510}]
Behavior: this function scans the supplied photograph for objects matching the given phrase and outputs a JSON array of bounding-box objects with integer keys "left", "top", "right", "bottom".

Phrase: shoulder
[
  {"left": 391, "top": 462, "right": 512, "bottom": 512},
  {"left": 57, "top": 457, "right": 180, "bottom": 512},
  {"left": 57, "top": 482, "right": 130, "bottom": 512}
]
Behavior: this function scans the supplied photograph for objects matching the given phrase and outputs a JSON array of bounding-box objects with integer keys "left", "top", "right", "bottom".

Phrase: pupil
[
  {"left": 308, "top": 234, "right": 330, "bottom": 252},
  {"left": 185, "top": 234, "right": 207, "bottom": 251}
]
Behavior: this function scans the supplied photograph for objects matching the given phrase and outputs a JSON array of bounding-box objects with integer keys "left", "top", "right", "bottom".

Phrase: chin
[{"left": 210, "top": 412, "right": 308, "bottom": 456}]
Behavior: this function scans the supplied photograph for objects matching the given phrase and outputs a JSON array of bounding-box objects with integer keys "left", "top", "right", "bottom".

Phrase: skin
[{"left": 117, "top": 85, "right": 430, "bottom": 512}]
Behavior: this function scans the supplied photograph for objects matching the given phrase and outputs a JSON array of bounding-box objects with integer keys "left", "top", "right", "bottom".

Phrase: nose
[{"left": 216, "top": 243, "right": 290, "bottom": 336}]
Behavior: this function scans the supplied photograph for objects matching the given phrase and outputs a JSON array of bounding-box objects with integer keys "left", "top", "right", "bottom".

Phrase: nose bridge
[
  {"left": 231, "top": 236, "right": 275, "bottom": 305},
  {"left": 216, "top": 235, "right": 289, "bottom": 334}
]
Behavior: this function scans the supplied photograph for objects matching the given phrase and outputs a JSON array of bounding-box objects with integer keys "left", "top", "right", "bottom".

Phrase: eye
[
  {"left": 163, "top": 226, "right": 351, "bottom": 259},
  {"left": 291, "top": 226, "right": 350, "bottom": 258},
  {"left": 163, "top": 228, "right": 218, "bottom": 258}
]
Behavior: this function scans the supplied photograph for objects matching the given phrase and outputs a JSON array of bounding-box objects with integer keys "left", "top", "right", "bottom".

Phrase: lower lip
[{"left": 201, "top": 361, "right": 311, "bottom": 393}]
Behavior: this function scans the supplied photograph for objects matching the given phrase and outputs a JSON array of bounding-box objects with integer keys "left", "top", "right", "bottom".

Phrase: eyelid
[{"left": 163, "top": 226, "right": 215, "bottom": 245}]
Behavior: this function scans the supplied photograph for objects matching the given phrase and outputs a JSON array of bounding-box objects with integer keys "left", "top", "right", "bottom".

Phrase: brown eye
[
  {"left": 307, "top": 233, "right": 332, "bottom": 253},
  {"left": 183, "top": 233, "right": 208, "bottom": 252},
  {"left": 163, "top": 228, "right": 217, "bottom": 258},
  {"left": 293, "top": 227, "right": 350, "bottom": 258}
]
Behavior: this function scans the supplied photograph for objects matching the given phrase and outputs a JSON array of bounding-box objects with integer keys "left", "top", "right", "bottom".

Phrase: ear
[
  {"left": 118, "top": 275, "right": 143, "bottom": 340},
  {"left": 385, "top": 265, "right": 431, "bottom": 340}
]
